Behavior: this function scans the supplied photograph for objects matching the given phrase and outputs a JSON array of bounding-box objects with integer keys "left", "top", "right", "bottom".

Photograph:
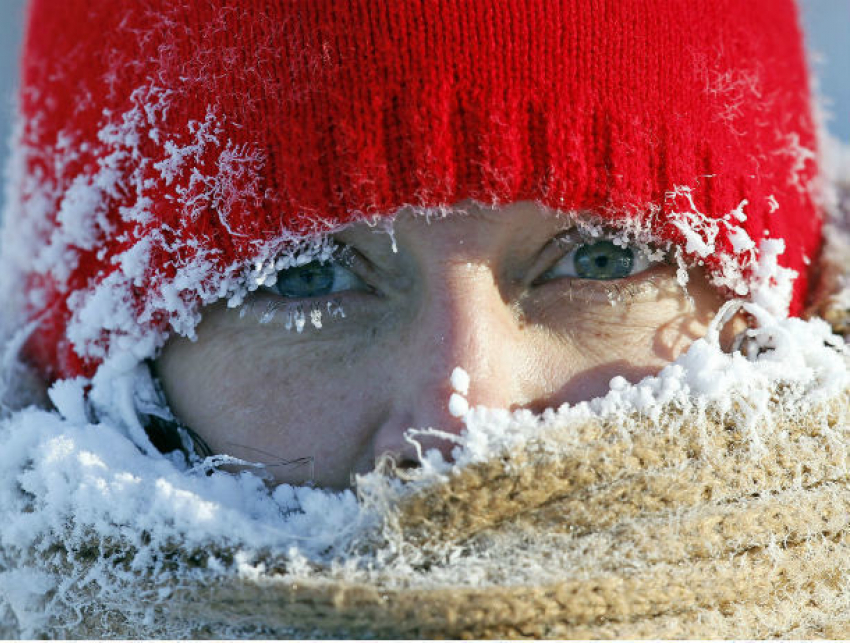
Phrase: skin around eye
[
  {"left": 539, "top": 240, "right": 654, "bottom": 282},
  {"left": 264, "top": 260, "right": 369, "bottom": 299}
]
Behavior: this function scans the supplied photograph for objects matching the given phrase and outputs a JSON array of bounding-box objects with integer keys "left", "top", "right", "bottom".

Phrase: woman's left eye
[
  {"left": 265, "top": 260, "right": 368, "bottom": 299},
  {"left": 539, "top": 240, "right": 653, "bottom": 282}
]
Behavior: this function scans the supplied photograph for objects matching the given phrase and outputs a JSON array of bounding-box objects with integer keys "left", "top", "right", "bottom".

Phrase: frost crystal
[
  {"left": 448, "top": 393, "right": 469, "bottom": 418},
  {"left": 450, "top": 366, "right": 470, "bottom": 396}
]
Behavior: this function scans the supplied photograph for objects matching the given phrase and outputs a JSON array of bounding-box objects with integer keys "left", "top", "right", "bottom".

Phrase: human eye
[
  {"left": 263, "top": 259, "right": 369, "bottom": 300},
  {"left": 537, "top": 239, "right": 656, "bottom": 283}
]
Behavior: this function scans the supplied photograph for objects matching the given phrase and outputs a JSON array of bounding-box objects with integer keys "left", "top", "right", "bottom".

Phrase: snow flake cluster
[{"left": 663, "top": 185, "right": 797, "bottom": 316}]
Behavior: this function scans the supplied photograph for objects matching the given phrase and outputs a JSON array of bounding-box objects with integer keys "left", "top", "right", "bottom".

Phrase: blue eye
[
  {"left": 575, "top": 241, "right": 635, "bottom": 279},
  {"left": 268, "top": 260, "right": 366, "bottom": 299},
  {"left": 541, "top": 240, "right": 653, "bottom": 282}
]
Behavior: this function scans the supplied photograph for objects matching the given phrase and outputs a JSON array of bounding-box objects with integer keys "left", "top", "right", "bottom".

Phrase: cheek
[
  {"left": 525, "top": 276, "right": 720, "bottom": 404},
  {"left": 612, "top": 293, "right": 716, "bottom": 361},
  {"left": 528, "top": 321, "right": 667, "bottom": 405},
  {"left": 156, "top": 322, "right": 387, "bottom": 487}
]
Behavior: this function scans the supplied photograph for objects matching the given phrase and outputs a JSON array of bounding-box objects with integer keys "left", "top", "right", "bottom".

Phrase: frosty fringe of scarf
[{"left": 0, "top": 86, "right": 805, "bottom": 381}]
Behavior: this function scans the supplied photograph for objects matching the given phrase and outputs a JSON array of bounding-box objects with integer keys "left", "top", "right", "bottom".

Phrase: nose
[{"left": 370, "top": 261, "right": 530, "bottom": 468}]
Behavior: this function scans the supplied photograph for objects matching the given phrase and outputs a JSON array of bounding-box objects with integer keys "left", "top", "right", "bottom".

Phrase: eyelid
[
  {"left": 336, "top": 240, "right": 419, "bottom": 297},
  {"left": 525, "top": 231, "right": 583, "bottom": 286},
  {"left": 333, "top": 245, "right": 382, "bottom": 294}
]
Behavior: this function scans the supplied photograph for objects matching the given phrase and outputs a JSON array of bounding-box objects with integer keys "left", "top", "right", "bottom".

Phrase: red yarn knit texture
[{"left": 16, "top": 0, "right": 821, "bottom": 379}]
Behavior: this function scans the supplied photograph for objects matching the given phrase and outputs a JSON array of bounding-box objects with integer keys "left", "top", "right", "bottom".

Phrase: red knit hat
[{"left": 3, "top": 0, "right": 821, "bottom": 381}]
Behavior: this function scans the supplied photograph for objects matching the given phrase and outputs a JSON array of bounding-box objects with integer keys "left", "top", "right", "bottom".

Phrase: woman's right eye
[{"left": 265, "top": 260, "right": 368, "bottom": 299}]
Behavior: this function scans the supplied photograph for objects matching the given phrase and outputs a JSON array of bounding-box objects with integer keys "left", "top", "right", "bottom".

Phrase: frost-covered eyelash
[
  {"left": 238, "top": 297, "right": 346, "bottom": 331},
  {"left": 553, "top": 227, "right": 669, "bottom": 260},
  {"left": 228, "top": 236, "right": 342, "bottom": 308},
  {"left": 557, "top": 271, "right": 669, "bottom": 306}
]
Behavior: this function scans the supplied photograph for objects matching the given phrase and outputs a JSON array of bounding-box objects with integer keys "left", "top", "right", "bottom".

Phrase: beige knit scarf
[{"left": 31, "top": 378, "right": 842, "bottom": 639}]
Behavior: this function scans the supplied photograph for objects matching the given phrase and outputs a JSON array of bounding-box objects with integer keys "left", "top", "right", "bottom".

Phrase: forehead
[{"left": 335, "top": 199, "right": 571, "bottom": 252}]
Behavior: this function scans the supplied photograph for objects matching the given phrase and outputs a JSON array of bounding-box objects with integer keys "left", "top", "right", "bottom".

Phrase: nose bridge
[
  {"left": 410, "top": 259, "right": 519, "bottom": 419},
  {"left": 371, "top": 260, "right": 521, "bottom": 467}
]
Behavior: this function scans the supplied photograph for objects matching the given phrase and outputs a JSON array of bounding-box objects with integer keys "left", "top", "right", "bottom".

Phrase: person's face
[{"left": 156, "top": 200, "right": 727, "bottom": 489}]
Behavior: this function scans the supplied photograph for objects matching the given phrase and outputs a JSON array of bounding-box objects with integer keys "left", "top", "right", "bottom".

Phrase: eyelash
[
  {"left": 240, "top": 296, "right": 349, "bottom": 331},
  {"left": 532, "top": 268, "right": 665, "bottom": 309}
]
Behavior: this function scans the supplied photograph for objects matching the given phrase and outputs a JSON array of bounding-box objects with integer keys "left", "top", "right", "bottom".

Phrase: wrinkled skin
[{"left": 156, "top": 200, "right": 735, "bottom": 489}]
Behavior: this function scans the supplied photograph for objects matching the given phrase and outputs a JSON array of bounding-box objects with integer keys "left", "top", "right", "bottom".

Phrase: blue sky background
[
  {"left": 0, "top": 0, "right": 847, "bottom": 209},
  {"left": 802, "top": 0, "right": 850, "bottom": 140},
  {"left": 0, "top": 0, "right": 25, "bottom": 176}
]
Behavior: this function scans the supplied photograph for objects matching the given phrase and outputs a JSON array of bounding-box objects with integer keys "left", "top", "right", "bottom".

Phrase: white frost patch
[
  {"left": 775, "top": 131, "right": 818, "bottom": 194},
  {"left": 664, "top": 185, "right": 797, "bottom": 313},
  {"left": 450, "top": 366, "right": 470, "bottom": 396},
  {"left": 448, "top": 367, "right": 471, "bottom": 417},
  {"left": 448, "top": 393, "right": 469, "bottom": 418},
  {"left": 766, "top": 194, "right": 779, "bottom": 213},
  {"left": 46, "top": 377, "right": 90, "bottom": 426},
  {"left": 666, "top": 186, "right": 721, "bottom": 257},
  {"left": 727, "top": 226, "right": 755, "bottom": 254},
  {"left": 748, "top": 238, "right": 797, "bottom": 318}
]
